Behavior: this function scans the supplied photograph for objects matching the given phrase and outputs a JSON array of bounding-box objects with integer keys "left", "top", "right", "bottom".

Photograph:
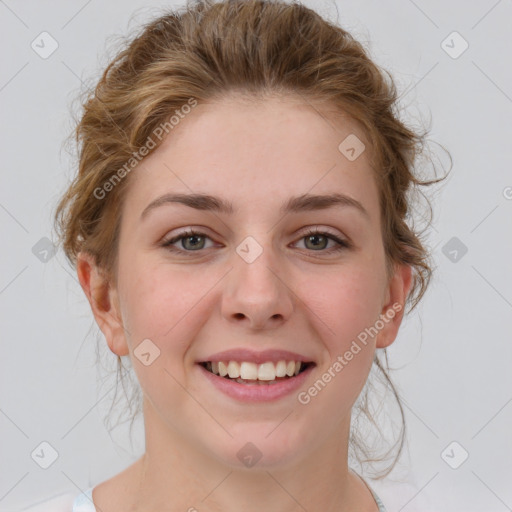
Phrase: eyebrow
[{"left": 140, "top": 192, "right": 370, "bottom": 221}]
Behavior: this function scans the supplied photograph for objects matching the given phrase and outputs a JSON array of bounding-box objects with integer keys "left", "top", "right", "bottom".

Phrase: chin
[{"left": 213, "top": 425, "right": 308, "bottom": 470}]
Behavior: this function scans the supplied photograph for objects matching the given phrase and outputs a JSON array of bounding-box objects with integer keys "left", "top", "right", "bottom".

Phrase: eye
[
  {"left": 161, "top": 229, "right": 215, "bottom": 252},
  {"left": 293, "top": 228, "right": 351, "bottom": 254}
]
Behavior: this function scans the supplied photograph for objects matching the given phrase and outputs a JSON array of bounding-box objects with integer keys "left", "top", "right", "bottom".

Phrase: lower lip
[{"left": 197, "top": 364, "right": 315, "bottom": 402}]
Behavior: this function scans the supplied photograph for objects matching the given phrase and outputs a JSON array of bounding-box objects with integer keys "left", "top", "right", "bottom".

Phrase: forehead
[{"left": 122, "top": 95, "right": 380, "bottom": 223}]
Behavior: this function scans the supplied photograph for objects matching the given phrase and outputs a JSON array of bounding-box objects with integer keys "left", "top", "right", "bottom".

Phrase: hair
[{"left": 54, "top": 0, "right": 450, "bottom": 479}]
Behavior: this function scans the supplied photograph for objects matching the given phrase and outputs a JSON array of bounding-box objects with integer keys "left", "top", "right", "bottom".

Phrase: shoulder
[{"left": 18, "top": 492, "right": 76, "bottom": 512}]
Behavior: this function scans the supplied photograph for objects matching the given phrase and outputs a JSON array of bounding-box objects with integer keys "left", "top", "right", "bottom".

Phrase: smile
[
  {"left": 197, "top": 358, "right": 316, "bottom": 402},
  {"left": 200, "top": 360, "right": 314, "bottom": 384}
]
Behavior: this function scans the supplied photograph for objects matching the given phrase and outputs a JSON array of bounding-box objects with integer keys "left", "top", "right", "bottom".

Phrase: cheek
[
  {"left": 116, "top": 254, "right": 194, "bottom": 346},
  {"left": 297, "top": 269, "right": 381, "bottom": 417},
  {"left": 302, "top": 266, "right": 385, "bottom": 351},
  {"left": 117, "top": 254, "right": 221, "bottom": 368},
  {"left": 116, "top": 263, "right": 206, "bottom": 405}
]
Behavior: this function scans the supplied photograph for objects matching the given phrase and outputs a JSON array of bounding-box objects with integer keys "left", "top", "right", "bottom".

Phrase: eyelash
[{"left": 160, "top": 228, "right": 351, "bottom": 255}]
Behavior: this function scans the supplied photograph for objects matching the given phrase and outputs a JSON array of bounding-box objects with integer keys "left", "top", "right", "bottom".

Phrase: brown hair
[{"left": 54, "top": 0, "right": 450, "bottom": 478}]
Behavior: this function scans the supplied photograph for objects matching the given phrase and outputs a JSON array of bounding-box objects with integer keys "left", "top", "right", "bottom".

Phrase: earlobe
[
  {"left": 375, "top": 264, "right": 413, "bottom": 349},
  {"left": 76, "top": 251, "right": 130, "bottom": 356}
]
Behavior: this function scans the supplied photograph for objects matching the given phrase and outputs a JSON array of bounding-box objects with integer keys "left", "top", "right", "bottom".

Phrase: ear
[
  {"left": 375, "top": 264, "right": 413, "bottom": 349},
  {"left": 76, "top": 251, "right": 130, "bottom": 356}
]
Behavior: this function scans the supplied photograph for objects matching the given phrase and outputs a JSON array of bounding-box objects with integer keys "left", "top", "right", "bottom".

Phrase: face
[{"left": 80, "top": 94, "right": 411, "bottom": 470}]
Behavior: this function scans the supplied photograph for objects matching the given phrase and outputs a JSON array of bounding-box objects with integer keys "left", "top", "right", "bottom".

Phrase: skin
[{"left": 77, "top": 94, "right": 412, "bottom": 512}]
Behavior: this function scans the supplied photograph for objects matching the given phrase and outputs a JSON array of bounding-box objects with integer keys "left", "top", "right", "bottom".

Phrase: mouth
[{"left": 198, "top": 360, "right": 316, "bottom": 385}]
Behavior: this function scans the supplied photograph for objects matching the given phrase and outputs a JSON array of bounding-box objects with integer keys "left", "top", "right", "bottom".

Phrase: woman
[{"left": 49, "top": 0, "right": 446, "bottom": 510}]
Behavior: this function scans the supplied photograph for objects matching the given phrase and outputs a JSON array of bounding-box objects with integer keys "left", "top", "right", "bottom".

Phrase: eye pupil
[
  {"left": 184, "top": 235, "right": 204, "bottom": 250},
  {"left": 306, "top": 234, "right": 327, "bottom": 250}
]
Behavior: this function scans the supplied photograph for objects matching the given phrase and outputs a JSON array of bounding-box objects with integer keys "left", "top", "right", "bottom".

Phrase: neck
[{"left": 127, "top": 400, "right": 377, "bottom": 512}]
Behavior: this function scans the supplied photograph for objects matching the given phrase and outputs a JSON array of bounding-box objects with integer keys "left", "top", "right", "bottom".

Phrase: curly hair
[{"left": 54, "top": 0, "right": 450, "bottom": 479}]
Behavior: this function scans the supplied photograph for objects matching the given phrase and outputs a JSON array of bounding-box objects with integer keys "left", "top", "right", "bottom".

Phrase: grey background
[{"left": 1, "top": 0, "right": 511, "bottom": 511}]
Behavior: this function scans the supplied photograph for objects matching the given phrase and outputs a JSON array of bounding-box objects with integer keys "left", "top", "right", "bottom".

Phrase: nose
[{"left": 221, "top": 245, "right": 294, "bottom": 331}]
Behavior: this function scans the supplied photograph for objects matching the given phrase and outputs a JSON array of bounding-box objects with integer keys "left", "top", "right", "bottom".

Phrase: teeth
[
  {"left": 205, "top": 360, "right": 307, "bottom": 381},
  {"left": 258, "top": 362, "right": 277, "bottom": 381},
  {"left": 240, "top": 362, "right": 258, "bottom": 380},
  {"left": 227, "top": 361, "right": 240, "bottom": 379},
  {"left": 275, "top": 360, "right": 287, "bottom": 377},
  {"left": 218, "top": 361, "right": 228, "bottom": 377}
]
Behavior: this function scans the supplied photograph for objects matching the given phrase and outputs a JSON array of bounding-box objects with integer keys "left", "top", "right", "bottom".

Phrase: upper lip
[{"left": 198, "top": 348, "right": 315, "bottom": 365}]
